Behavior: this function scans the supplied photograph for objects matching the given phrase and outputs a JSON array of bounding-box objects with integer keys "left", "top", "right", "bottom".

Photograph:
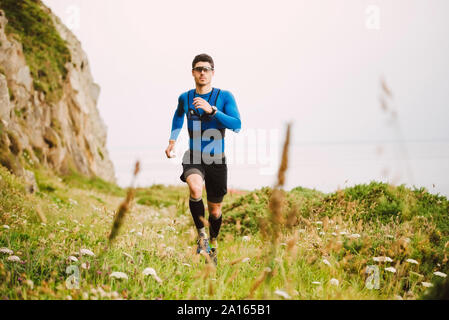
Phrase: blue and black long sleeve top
[{"left": 169, "top": 88, "right": 241, "bottom": 156}]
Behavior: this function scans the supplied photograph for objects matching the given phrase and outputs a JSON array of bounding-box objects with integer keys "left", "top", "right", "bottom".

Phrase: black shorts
[{"left": 180, "top": 150, "right": 228, "bottom": 203}]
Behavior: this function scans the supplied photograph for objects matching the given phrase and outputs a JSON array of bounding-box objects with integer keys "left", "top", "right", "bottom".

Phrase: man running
[{"left": 165, "top": 53, "right": 241, "bottom": 264}]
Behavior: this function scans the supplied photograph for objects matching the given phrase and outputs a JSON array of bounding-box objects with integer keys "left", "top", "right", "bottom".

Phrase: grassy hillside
[{"left": 1, "top": 164, "right": 448, "bottom": 300}]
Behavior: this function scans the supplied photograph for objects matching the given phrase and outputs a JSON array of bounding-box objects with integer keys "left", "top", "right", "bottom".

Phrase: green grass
[
  {"left": 60, "top": 169, "right": 125, "bottom": 197},
  {"left": 0, "top": 0, "right": 71, "bottom": 103},
  {"left": 1, "top": 166, "right": 448, "bottom": 300},
  {"left": 135, "top": 184, "right": 189, "bottom": 209}
]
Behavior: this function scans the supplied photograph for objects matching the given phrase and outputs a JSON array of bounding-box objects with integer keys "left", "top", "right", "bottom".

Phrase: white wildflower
[
  {"left": 110, "top": 272, "right": 128, "bottom": 280},
  {"left": 182, "top": 263, "right": 191, "bottom": 267},
  {"left": 385, "top": 267, "right": 396, "bottom": 273},
  {"left": 81, "top": 262, "right": 90, "bottom": 270},
  {"left": 421, "top": 282, "right": 433, "bottom": 288},
  {"left": 57, "top": 221, "right": 65, "bottom": 225},
  {"left": 319, "top": 232, "right": 325, "bottom": 236},
  {"left": 0, "top": 247, "right": 13, "bottom": 255},
  {"left": 274, "top": 289, "right": 291, "bottom": 299},
  {"left": 157, "top": 234, "right": 164, "bottom": 239},
  {"left": 331, "top": 232, "right": 337, "bottom": 236},
  {"left": 329, "top": 278, "right": 339, "bottom": 286},
  {"left": 242, "top": 236, "right": 250, "bottom": 242},
  {"left": 136, "top": 232, "right": 143, "bottom": 237},
  {"left": 315, "top": 221, "right": 323, "bottom": 225},
  {"left": 348, "top": 233, "right": 361, "bottom": 239},
  {"left": 339, "top": 231, "right": 348, "bottom": 236},
  {"left": 242, "top": 257, "right": 250, "bottom": 263},
  {"left": 7, "top": 255, "right": 21, "bottom": 262},
  {"left": 433, "top": 271, "right": 447, "bottom": 278},
  {"left": 280, "top": 243, "right": 287, "bottom": 247},
  {"left": 373, "top": 256, "right": 393, "bottom": 263},
  {"left": 312, "top": 281, "right": 321, "bottom": 285},
  {"left": 322, "top": 258, "right": 331, "bottom": 267},
  {"left": 68, "top": 256, "right": 78, "bottom": 262},
  {"left": 406, "top": 259, "right": 419, "bottom": 265},
  {"left": 143, "top": 268, "right": 162, "bottom": 283},
  {"left": 80, "top": 248, "right": 95, "bottom": 257},
  {"left": 166, "top": 226, "right": 176, "bottom": 232},
  {"left": 3, "top": 225, "right": 10, "bottom": 229}
]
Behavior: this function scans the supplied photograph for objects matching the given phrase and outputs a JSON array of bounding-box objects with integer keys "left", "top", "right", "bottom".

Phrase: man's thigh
[
  {"left": 204, "top": 162, "right": 227, "bottom": 203},
  {"left": 186, "top": 173, "right": 204, "bottom": 196}
]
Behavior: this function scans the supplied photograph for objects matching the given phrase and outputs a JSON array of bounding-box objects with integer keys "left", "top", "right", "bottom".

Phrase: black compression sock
[
  {"left": 189, "top": 197, "right": 205, "bottom": 230},
  {"left": 208, "top": 213, "right": 222, "bottom": 240}
]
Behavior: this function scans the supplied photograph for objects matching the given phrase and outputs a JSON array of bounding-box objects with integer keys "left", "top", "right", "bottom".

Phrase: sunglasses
[{"left": 192, "top": 66, "right": 214, "bottom": 73}]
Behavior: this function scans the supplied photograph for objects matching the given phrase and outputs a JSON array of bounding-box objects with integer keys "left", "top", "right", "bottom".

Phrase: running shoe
[{"left": 196, "top": 236, "right": 211, "bottom": 254}]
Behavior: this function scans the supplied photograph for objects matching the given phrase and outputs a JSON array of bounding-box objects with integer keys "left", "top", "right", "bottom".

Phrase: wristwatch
[{"left": 209, "top": 106, "right": 218, "bottom": 116}]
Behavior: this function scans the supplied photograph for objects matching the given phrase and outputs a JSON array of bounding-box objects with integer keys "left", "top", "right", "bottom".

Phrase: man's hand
[
  {"left": 193, "top": 97, "right": 213, "bottom": 114},
  {"left": 165, "top": 140, "right": 176, "bottom": 158}
]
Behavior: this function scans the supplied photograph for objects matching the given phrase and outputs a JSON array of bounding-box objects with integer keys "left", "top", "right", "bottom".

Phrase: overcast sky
[{"left": 43, "top": 0, "right": 449, "bottom": 197}]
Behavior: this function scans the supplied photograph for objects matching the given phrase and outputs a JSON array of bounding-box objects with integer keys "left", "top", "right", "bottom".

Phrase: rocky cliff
[{"left": 0, "top": 1, "right": 115, "bottom": 186}]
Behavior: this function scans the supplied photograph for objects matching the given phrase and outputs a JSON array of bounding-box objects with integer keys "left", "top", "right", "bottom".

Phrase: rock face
[{"left": 0, "top": 8, "right": 115, "bottom": 182}]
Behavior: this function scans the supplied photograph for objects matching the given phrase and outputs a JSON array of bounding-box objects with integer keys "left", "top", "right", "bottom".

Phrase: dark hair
[{"left": 192, "top": 54, "right": 214, "bottom": 70}]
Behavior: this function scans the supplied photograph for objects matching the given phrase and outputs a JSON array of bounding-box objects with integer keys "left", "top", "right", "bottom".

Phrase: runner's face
[{"left": 192, "top": 61, "right": 214, "bottom": 86}]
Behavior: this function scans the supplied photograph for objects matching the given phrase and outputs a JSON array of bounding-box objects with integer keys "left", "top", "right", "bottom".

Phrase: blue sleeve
[
  {"left": 169, "top": 94, "right": 185, "bottom": 140},
  {"left": 214, "top": 91, "right": 241, "bottom": 133}
]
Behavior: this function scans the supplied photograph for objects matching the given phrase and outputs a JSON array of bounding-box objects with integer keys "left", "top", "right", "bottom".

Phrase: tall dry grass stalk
[
  {"left": 36, "top": 205, "right": 47, "bottom": 224},
  {"left": 226, "top": 269, "right": 240, "bottom": 285},
  {"left": 268, "top": 123, "right": 291, "bottom": 242},
  {"left": 249, "top": 123, "right": 291, "bottom": 297},
  {"left": 247, "top": 267, "right": 272, "bottom": 299},
  {"left": 107, "top": 161, "right": 140, "bottom": 244},
  {"left": 379, "top": 77, "right": 414, "bottom": 186}
]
